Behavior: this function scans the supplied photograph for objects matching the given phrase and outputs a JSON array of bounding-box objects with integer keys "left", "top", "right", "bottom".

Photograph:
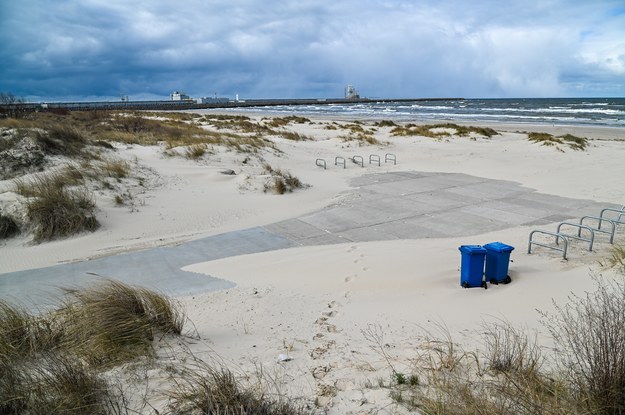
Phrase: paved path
[{"left": 0, "top": 171, "right": 618, "bottom": 308}]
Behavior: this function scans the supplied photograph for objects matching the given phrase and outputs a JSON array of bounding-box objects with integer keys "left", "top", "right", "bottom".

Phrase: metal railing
[
  {"left": 352, "top": 155, "right": 364, "bottom": 167},
  {"left": 315, "top": 159, "right": 326, "bottom": 169},
  {"left": 369, "top": 154, "right": 381, "bottom": 166},
  {"left": 599, "top": 207, "right": 625, "bottom": 228},
  {"left": 556, "top": 222, "right": 595, "bottom": 251},
  {"left": 528, "top": 230, "right": 568, "bottom": 260},
  {"left": 385, "top": 153, "right": 397, "bottom": 165},
  {"left": 335, "top": 156, "right": 346, "bottom": 169},
  {"left": 579, "top": 216, "right": 617, "bottom": 244}
]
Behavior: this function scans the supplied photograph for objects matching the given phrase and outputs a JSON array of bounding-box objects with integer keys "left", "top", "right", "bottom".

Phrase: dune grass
[
  {"left": 168, "top": 364, "right": 311, "bottom": 415},
  {"left": 262, "top": 164, "right": 306, "bottom": 194},
  {"left": 391, "top": 123, "right": 498, "bottom": 139},
  {"left": 528, "top": 132, "right": 588, "bottom": 150},
  {"left": 0, "top": 280, "right": 185, "bottom": 414},
  {"left": 377, "top": 274, "right": 625, "bottom": 415},
  {"left": 15, "top": 173, "right": 99, "bottom": 242}
]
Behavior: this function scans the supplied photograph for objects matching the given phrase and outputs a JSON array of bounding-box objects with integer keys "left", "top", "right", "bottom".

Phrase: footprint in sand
[
  {"left": 347, "top": 245, "right": 357, "bottom": 253},
  {"left": 344, "top": 274, "right": 357, "bottom": 283}
]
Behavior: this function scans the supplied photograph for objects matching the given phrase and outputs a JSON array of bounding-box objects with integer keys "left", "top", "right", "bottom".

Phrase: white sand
[{"left": 1, "top": 115, "right": 624, "bottom": 413}]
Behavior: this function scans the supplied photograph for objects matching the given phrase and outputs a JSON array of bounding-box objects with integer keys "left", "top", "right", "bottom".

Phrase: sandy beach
[{"left": 1, "top": 112, "right": 624, "bottom": 413}]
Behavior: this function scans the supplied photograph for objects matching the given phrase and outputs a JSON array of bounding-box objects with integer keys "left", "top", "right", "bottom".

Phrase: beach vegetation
[
  {"left": 263, "top": 164, "right": 306, "bottom": 194},
  {"left": 528, "top": 132, "right": 588, "bottom": 150},
  {"left": 34, "top": 124, "right": 88, "bottom": 156},
  {"left": 0, "top": 213, "right": 20, "bottom": 238},
  {"left": 265, "top": 116, "right": 311, "bottom": 128},
  {"left": 341, "top": 132, "right": 380, "bottom": 145},
  {"left": 541, "top": 276, "right": 625, "bottom": 414},
  {"left": 168, "top": 363, "right": 312, "bottom": 415},
  {"left": 184, "top": 143, "right": 208, "bottom": 159},
  {"left": 375, "top": 120, "right": 398, "bottom": 127},
  {"left": 15, "top": 172, "right": 99, "bottom": 241},
  {"left": 391, "top": 123, "right": 498, "bottom": 139},
  {"left": 0, "top": 280, "right": 185, "bottom": 413},
  {"left": 600, "top": 243, "right": 625, "bottom": 272},
  {"left": 278, "top": 130, "right": 312, "bottom": 141},
  {"left": 376, "top": 274, "right": 625, "bottom": 414}
]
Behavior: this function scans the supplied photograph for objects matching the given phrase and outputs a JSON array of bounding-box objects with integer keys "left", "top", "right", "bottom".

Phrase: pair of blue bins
[{"left": 459, "top": 242, "right": 514, "bottom": 289}]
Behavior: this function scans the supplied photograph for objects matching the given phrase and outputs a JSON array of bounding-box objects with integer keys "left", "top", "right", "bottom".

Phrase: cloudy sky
[{"left": 1, "top": 0, "right": 624, "bottom": 101}]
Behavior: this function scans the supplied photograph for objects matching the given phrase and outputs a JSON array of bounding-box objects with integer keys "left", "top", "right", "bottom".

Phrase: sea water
[{"left": 226, "top": 98, "right": 625, "bottom": 127}]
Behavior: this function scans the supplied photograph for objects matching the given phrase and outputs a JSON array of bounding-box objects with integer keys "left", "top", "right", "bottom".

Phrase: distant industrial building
[
  {"left": 345, "top": 85, "right": 360, "bottom": 99},
  {"left": 196, "top": 96, "right": 229, "bottom": 104},
  {"left": 170, "top": 91, "right": 191, "bottom": 101}
]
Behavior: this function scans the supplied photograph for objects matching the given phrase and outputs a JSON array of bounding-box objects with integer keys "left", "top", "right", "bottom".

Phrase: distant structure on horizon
[
  {"left": 345, "top": 85, "right": 360, "bottom": 99},
  {"left": 170, "top": 91, "right": 190, "bottom": 101}
]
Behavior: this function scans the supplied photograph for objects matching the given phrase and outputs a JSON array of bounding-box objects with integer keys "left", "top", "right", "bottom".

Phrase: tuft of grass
[
  {"left": 184, "top": 143, "right": 208, "bottom": 160},
  {"left": 262, "top": 164, "right": 306, "bottom": 194},
  {"left": 375, "top": 120, "right": 398, "bottom": 127},
  {"left": 168, "top": 364, "right": 311, "bottom": 415},
  {"left": 481, "top": 321, "right": 543, "bottom": 377},
  {"left": 278, "top": 131, "right": 312, "bottom": 141},
  {"left": 265, "top": 116, "right": 311, "bottom": 128},
  {"left": 600, "top": 243, "right": 625, "bottom": 272},
  {"left": 528, "top": 132, "right": 588, "bottom": 150},
  {"left": 99, "top": 158, "right": 130, "bottom": 179},
  {"left": 61, "top": 280, "right": 185, "bottom": 367},
  {"left": 351, "top": 133, "right": 379, "bottom": 145},
  {"left": 18, "top": 174, "right": 99, "bottom": 242},
  {"left": 1, "top": 280, "right": 185, "bottom": 412},
  {"left": 1, "top": 354, "right": 113, "bottom": 415},
  {"left": 391, "top": 123, "right": 498, "bottom": 139},
  {"left": 34, "top": 124, "right": 87, "bottom": 156},
  {"left": 0, "top": 213, "right": 20, "bottom": 238}
]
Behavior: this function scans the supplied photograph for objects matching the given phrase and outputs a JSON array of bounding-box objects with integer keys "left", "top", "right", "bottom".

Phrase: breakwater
[{"left": 0, "top": 97, "right": 462, "bottom": 114}]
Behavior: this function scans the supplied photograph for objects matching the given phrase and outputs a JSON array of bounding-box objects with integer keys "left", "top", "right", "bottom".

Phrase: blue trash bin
[
  {"left": 483, "top": 242, "right": 515, "bottom": 284},
  {"left": 459, "top": 245, "right": 487, "bottom": 289}
]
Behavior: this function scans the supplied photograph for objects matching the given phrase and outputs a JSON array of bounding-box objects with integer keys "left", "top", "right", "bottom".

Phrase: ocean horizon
[{"left": 222, "top": 97, "right": 625, "bottom": 128}]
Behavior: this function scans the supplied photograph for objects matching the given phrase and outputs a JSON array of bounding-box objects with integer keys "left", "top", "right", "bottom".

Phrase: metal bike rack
[
  {"left": 528, "top": 230, "right": 568, "bottom": 260},
  {"left": 335, "top": 156, "right": 346, "bottom": 169},
  {"left": 352, "top": 155, "right": 364, "bottom": 167},
  {"left": 369, "top": 154, "right": 381, "bottom": 166},
  {"left": 579, "top": 216, "right": 617, "bottom": 244},
  {"left": 556, "top": 222, "right": 595, "bottom": 251},
  {"left": 385, "top": 153, "right": 397, "bottom": 165},
  {"left": 599, "top": 207, "right": 625, "bottom": 228},
  {"left": 315, "top": 159, "right": 326, "bottom": 170}
]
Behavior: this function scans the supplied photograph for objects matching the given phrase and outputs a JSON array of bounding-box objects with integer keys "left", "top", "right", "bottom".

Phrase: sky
[{"left": 1, "top": 0, "right": 624, "bottom": 101}]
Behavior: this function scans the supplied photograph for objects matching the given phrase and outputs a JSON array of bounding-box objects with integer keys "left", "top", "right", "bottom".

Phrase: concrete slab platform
[{"left": 1, "top": 170, "right": 620, "bottom": 308}]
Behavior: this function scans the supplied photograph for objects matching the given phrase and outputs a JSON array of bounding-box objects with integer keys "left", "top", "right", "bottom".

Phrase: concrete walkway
[{"left": 0, "top": 171, "right": 618, "bottom": 308}]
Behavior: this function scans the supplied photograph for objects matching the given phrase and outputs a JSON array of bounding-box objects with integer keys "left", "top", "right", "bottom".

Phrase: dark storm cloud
[{"left": 1, "top": 0, "right": 623, "bottom": 101}]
